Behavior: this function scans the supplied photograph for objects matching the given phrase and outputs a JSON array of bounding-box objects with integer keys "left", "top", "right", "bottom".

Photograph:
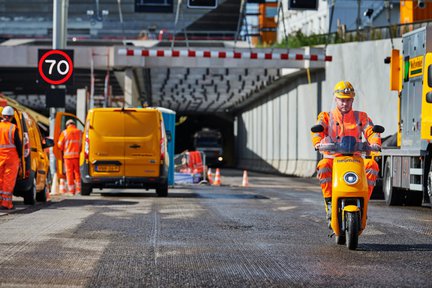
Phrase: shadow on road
[{"left": 361, "top": 243, "right": 432, "bottom": 252}]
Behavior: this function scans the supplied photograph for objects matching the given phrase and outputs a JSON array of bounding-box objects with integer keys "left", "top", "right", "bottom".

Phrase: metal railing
[{"left": 309, "top": 20, "right": 432, "bottom": 46}]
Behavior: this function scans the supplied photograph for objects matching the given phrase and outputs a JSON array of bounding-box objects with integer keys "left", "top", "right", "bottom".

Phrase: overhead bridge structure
[{"left": 0, "top": 41, "right": 331, "bottom": 114}]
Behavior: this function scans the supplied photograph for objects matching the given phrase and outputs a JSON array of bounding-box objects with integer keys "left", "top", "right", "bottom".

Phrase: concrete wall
[{"left": 235, "top": 38, "right": 402, "bottom": 177}]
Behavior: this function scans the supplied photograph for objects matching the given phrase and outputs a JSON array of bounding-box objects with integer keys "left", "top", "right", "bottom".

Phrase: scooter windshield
[{"left": 337, "top": 136, "right": 358, "bottom": 154}]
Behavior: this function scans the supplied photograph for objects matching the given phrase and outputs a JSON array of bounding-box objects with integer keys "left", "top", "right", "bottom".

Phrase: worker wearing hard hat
[
  {"left": 57, "top": 119, "right": 82, "bottom": 195},
  {"left": 0, "top": 106, "right": 22, "bottom": 210},
  {"left": 311, "top": 81, "right": 381, "bottom": 221}
]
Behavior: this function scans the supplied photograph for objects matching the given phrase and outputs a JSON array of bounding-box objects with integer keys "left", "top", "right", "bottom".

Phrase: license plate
[{"left": 95, "top": 165, "right": 120, "bottom": 172}]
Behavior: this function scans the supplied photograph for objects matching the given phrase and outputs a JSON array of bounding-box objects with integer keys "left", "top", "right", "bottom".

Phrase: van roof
[{"left": 90, "top": 107, "right": 160, "bottom": 113}]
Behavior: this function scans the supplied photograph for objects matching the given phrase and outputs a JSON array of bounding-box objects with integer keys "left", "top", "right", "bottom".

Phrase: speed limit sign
[{"left": 38, "top": 49, "right": 74, "bottom": 85}]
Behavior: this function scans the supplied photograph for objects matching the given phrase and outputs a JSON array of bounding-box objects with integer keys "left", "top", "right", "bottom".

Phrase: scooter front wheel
[{"left": 346, "top": 212, "right": 359, "bottom": 250}]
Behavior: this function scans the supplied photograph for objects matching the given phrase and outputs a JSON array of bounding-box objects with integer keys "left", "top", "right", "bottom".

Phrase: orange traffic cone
[
  {"left": 242, "top": 170, "right": 249, "bottom": 187},
  {"left": 59, "top": 178, "right": 67, "bottom": 194},
  {"left": 213, "top": 168, "right": 221, "bottom": 186},
  {"left": 50, "top": 173, "right": 59, "bottom": 196},
  {"left": 207, "top": 168, "right": 214, "bottom": 185}
]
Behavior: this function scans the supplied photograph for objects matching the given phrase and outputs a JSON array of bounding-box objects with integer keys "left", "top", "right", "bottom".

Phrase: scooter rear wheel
[
  {"left": 346, "top": 212, "right": 359, "bottom": 250},
  {"left": 335, "top": 235, "right": 346, "bottom": 245}
]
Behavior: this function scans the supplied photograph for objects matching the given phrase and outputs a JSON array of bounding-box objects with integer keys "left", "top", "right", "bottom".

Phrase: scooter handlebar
[{"left": 315, "top": 142, "right": 381, "bottom": 153}]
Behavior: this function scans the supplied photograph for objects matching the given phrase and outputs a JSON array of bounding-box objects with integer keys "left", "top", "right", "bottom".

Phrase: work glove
[{"left": 370, "top": 144, "right": 381, "bottom": 151}]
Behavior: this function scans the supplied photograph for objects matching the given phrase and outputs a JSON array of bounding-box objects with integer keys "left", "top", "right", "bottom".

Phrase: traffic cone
[
  {"left": 59, "top": 178, "right": 67, "bottom": 194},
  {"left": 50, "top": 173, "right": 59, "bottom": 196},
  {"left": 242, "top": 170, "right": 249, "bottom": 187},
  {"left": 213, "top": 168, "right": 221, "bottom": 186},
  {"left": 207, "top": 168, "right": 214, "bottom": 185}
]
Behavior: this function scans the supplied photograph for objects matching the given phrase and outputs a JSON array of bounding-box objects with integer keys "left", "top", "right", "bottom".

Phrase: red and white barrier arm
[{"left": 118, "top": 48, "right": 333, "bottom": 62}]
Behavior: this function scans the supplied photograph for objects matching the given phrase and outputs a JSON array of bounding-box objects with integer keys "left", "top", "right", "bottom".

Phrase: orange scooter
[{"left": 311, "top": 124, "right": 385, "bottom": 250}]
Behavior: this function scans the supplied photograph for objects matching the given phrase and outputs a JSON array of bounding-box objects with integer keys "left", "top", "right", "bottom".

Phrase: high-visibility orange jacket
[
  {"left": 311, "top": 108, "right": 381, "bottom": 148},
  {"left": 58, "top": 124, "right": 82, "bottom": 159},
  {"left": 0, "top": 121, "right": 22, "bottom": 157},
  {"left": 0, "top": 121, "right": 21, "bottom": 209}
]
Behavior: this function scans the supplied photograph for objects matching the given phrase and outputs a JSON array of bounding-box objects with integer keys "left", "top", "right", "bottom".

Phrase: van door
[
  {"left": 89, "top": 109, "right": 125, "bottom": 176},
  {"left": 54, "top": 112, "right": 84, "bottom": 179},
  {"left": 123, "top": 109, "right": 160, "bottom": 177},
  {"left": 14, "top": 109, "right": 29, "bottom": 181}
]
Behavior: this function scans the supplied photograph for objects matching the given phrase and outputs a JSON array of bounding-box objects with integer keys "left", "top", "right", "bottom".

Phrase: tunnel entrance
[{"left": 175, "top": 113, "right": 235, "bottom": 167}]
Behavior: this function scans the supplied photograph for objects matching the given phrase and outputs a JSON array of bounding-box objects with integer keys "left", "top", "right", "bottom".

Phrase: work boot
[{"left": 325, "top": 197, "right": 332, "bottom": 229}]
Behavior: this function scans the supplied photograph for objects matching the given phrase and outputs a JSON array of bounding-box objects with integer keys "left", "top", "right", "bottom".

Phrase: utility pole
[
  {"left": 50, "top": 0, "right": 68, "bottom": 176},
  {"left": 356, "top": 0, "right": 361, "bottom": 33}
]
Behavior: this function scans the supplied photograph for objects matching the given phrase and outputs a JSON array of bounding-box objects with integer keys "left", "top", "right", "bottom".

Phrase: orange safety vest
[
  {"left": 58, "top": 125, "right": 82, "bottom": 159},
  {"left": 311, "top": 108, "right": 381, "bottom": 147},
  {"left": 0, "top": 122, "right": 17, "bottom": 151}
]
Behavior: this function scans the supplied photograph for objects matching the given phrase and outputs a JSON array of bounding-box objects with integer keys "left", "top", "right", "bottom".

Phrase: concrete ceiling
[{"left": 149, "top": 67, "right": 280, "bottom": 113}]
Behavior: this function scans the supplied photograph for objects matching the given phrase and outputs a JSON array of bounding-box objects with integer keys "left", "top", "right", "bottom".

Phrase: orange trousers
[
  {"left": 65, "top": 158, "right": 81, "bottom": 195},
  {"left": 316, "top": 157, "right": 379, "bottom": 199},
  {"left": 0, "top": 150, "right": 19, "bottom": 209}
]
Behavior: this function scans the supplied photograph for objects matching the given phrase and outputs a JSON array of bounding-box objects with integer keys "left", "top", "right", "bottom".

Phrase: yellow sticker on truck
[{"left": 409, "top": 56, "right": 423, "bottom": 77}]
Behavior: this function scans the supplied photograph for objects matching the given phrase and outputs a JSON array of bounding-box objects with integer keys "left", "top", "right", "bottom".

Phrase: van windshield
[{"left": 93, "top": 111, "right": 158, "bottom": 137}]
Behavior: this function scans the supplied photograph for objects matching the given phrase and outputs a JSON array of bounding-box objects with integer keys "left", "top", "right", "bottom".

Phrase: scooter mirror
[
  {"left": 372, "top": 125, "right": 385, "bottom": 133},
  {"left": 311, "top": 124, "right": 324, "bottom": 133}
]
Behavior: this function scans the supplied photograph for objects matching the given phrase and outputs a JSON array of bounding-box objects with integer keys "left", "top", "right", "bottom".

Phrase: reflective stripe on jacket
[
  {"left": 311, "top": 108, "right": 381, "bottom": 147},
  {"left": 58, "top": 125, "right": 82, "bottom": 159}
]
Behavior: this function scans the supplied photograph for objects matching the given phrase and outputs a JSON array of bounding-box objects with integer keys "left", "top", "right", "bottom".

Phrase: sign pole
[{"left": 50, "top": 0, "right": 68, "bottom": 177}]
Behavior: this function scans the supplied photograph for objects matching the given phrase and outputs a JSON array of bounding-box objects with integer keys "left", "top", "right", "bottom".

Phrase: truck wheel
[
  {"left": 383, "top": 158, "right": 403, "bottom": 206},
  {"left": 24, "top": 177, "right": 36, "bottom": 205},
  {"left": 427, "top": 166, "right": 432, "bottom": 205},
  {"left": 383, "top": 159, "right": 403, "bottom": 206}
]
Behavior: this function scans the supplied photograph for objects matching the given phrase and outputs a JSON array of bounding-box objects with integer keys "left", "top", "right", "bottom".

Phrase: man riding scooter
[{"left": 311, "top": 81, "right": 382, "bottom": 225}]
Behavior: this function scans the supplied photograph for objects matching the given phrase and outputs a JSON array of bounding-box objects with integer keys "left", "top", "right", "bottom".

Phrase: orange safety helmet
[{"left": 333, "top": 81, "right": 355, "bottom": 99}]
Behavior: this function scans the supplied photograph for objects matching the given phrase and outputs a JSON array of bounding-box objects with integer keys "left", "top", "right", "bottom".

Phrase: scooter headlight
[{"left": 343, "top": 172, "right": 358, "bottom": 185}]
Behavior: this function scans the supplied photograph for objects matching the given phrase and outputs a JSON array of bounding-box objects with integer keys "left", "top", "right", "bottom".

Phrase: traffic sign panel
[{"left": 38, "top": 49, "right": 74, "bottom": 85}]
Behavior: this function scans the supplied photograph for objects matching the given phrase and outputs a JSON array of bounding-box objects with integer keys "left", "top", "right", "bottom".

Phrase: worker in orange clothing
[
  {"left": 311, "top": 81, "right": 381, "bottom": 221},
  {"left": 0, "top": 106, "right": 22, "bottom": 210},
  {"left": 58, "top": 119, "right": 82, "bottom": 195}
]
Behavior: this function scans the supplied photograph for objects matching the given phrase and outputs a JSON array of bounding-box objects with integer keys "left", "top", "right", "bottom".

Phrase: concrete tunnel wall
[{"left": 235, "top": 38, "right": 402, "bottom": 177}]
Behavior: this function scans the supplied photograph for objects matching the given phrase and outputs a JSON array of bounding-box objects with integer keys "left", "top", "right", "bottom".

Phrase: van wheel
[
  {"left": 81, "top": 182, "right": 92, "bottom": 196},
  {"left": 24, "top": 177, "right": 36, "bottom": 205},
  {"left": 156, "top": 183, "right": 168, "bottom": 197},
  {"left": 36, "top": 173, "right": 50, "bottom": 202},
  {"left": 36, "top": 186, "right": 47, "bottom": 202}
]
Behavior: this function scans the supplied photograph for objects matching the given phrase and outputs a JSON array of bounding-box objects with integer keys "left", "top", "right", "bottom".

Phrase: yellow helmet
[{"left": 333, "top": 81, "right": 355, "bottom": 99}]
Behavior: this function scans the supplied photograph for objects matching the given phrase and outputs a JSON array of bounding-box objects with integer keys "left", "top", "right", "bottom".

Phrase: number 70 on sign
[{"left": 38, "top": 49, "right": 74, "bottom": 86}]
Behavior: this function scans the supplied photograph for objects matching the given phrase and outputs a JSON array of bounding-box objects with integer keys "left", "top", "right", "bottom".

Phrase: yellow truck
[
  {"left": 55, "top": 107, "right": 169, "bottom": 196},
  {"left": 381, "top": 26, "right": 432, "bottom": 207}
]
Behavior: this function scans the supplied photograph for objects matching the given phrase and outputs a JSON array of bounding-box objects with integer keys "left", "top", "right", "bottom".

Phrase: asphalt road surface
[{"left": 0, "top": 169, "right": 431, "bottom": 287}]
